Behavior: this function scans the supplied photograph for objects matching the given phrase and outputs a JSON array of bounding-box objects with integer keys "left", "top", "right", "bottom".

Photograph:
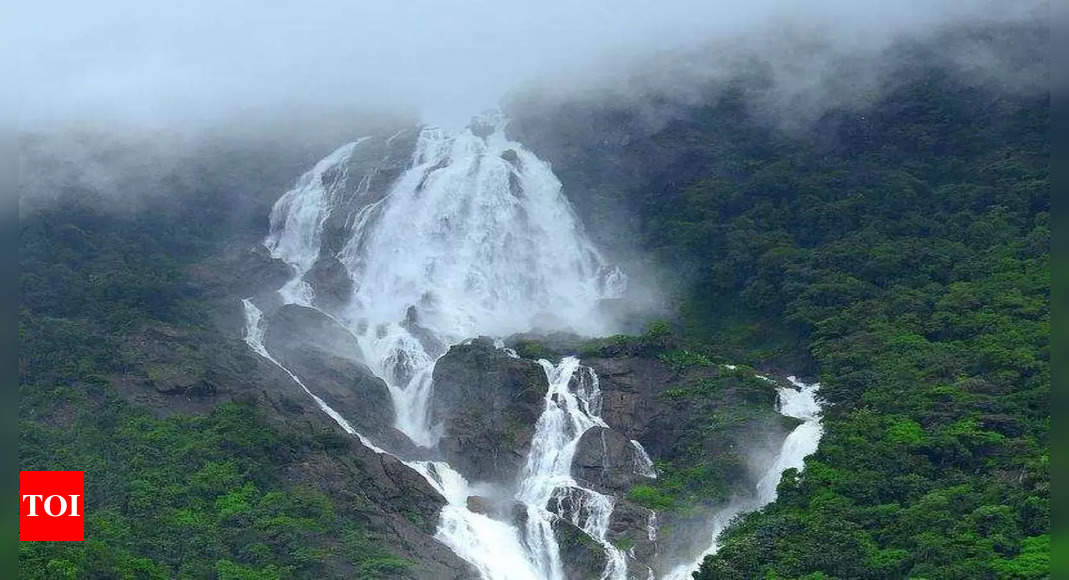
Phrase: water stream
[{"left": 243, "top": 117, "right": 824, "bottom": 578}]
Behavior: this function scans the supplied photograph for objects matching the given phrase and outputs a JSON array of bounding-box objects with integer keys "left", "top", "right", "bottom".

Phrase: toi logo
[{"left": 20, "top": 471, "right": 84, "bottom": 541}]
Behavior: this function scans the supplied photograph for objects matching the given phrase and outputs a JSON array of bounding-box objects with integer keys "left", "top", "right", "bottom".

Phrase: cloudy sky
[{"left": 6, "top": 0, "right": 1039, "bottom": 130}]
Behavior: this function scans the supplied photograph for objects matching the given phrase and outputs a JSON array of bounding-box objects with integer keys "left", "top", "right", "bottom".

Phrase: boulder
[
  {"left": 466, "top": 495, "right": 493, "bottom": 515},
  {"left": 572, "top": 426, "right": 654, "bottom": 493},
  {"left": 263, "top": 304, "right": 395, "bottom": 438},
  {"left": 500, "top": 149, "right": 520, "bottom": 164},
  {"left": 552, "top": 517, "right": 609, "bottom": 580},
  {"left": 302, "top": 255, "right": 353, "bottom": 311},
  {"left": 430, "top": 337, "right": 547, "bottom": 484}
]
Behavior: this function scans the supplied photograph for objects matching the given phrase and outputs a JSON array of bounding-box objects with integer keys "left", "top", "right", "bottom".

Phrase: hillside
[
  {"left": 18, "top": 17, "right": 1048, "bottom": 580},
  {"left": 508, "top": 20, "right": 1049, "bottom": 579}
]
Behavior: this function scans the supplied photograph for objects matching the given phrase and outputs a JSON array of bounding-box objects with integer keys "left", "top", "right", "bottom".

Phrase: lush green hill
[
  {"left": 18, "top": 146, "right": 421, "bottom": 578},
  {"left": 511, "top": 20, "right": 1049, "bottom": 580}
]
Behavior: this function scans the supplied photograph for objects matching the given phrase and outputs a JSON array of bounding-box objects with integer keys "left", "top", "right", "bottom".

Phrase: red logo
[{"left": 20, "top": 471, "right": 84, "bottom": 541}]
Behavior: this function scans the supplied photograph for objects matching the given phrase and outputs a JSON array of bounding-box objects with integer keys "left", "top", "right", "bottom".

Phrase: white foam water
[
  {"left": 253, "top": 118, "right": 637, "bottom": 579},
  {"left": 249, "top": 116, "right": 823, "bottom": 579},
  {"left": 265, "top": 117, "right": 623, "bottom": 448},
  {"left": 662, "top": 377, "right": 823, "bottom": 580}
]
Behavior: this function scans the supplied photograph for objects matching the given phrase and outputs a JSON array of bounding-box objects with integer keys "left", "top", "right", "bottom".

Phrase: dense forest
[
  {"left": 19, "top": 142, "right": 418, "bottom": 577},
  {"left": 512, "top": 21, "right": 1049, "bottom": 580},
  {"left": 19, "top": 17, "right": 1047, "bottom": 580}
]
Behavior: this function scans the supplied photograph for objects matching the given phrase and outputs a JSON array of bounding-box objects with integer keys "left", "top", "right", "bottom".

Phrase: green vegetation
[
  {"left": 19, "top": 21, "right": 1047, "bottom": 580},
  {"left": 19, "top": 199, "right": 409, "bottom": 578},
  {"left": 20, "top": 402, "right": 408, "bottom": 579},
  {"left": 578, "top": 320, "right": 673, "bottom": 357},
  {"left": 657, "top": 349, "right": 714, "bottom": 373},
  {"left": 687, "top": 75, "right": 1050, "bottom": 580},
  {"left": 515, "top": 22, "right": 1048, "bottom": 579},
  {"left": 627, "top": 484, "right": 676, "bottom": 511},
  {"left": 626, "top": 38, "right": 1048, "bottom": 580}
]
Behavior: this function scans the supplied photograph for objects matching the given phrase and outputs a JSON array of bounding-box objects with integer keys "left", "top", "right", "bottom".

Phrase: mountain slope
[{"left": 508, "top": 20, "right": 1049, "bottom": 579}]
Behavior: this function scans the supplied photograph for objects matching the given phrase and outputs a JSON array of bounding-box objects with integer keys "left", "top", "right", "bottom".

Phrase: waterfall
[
  {"left": 249, "top": 117, "right": 636, "bottom": 579},
  {"left": 264, "top": 117, "right": 622, "bottom": 448},
  {"left": 247, "top": 115, "right": 822, "bottom": 579},
  {"left": 241, "top": 299, "right": 384, "bottom": 454},
  {"left": 244, "top": 298, "right": 544, "bottom": 578},
  {"left": 516, "top": 358, "right": 627, "bottom": 580},
  {"left": 662, "top": 376, "right": 823, "bottom": 580}
]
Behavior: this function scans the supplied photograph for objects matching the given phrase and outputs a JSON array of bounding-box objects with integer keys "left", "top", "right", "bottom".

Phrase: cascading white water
[
  {"left": 516, "top": 358, "right": 627, "bottom": 580},
  {"left": 241, "top": 299, "right": 384, "bottom": 454},
  {"left": 755, "top": 377, "right": 823, "bottom": 501},
  {"left": 250, "top": 117, "right": 824, "bottom": 579},
  {"left": 631, "top": 440, "right": 658, "bottom": 479},
  {"left": 662, "top": 376, "right": 823, "bottom": 580},
  {"left": 265, "top": 117, "right": 623, "bottom": 448},
  {"left": 254, "top": 118, "right": 639, "bottom": 579},
  {"left": 244, "top": 297, "right": 548, "bottom": 579}
]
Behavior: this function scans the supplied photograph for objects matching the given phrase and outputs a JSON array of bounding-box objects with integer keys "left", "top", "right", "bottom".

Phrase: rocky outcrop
[
  {"left": 572, "top": 426, "right": 652, "bottom": 492},
  {"left": 584, "top": 356, "right": 794, "bottom": 473},
  {"left": 303, "top": 255, "right": 353, "bottom": 311},
  {"left": 430, "top": 337, "right": 547, "bottom": 484},
  {"left": 110, "top": 307, "right": 475, "bottom": 578},
  {"left": 262, "top": 304, "right": 398, "bottom": 440},
  {"left": 316, "top": 129, "right": 420, "bottom": 258},
  {"left": 553, "top": 517, "right": 609, "bottom": 580},
  {"left": 251, "top": 376, "right": 475, "bottom": 579},
  {"left": 263, "top": 302, "right": 364, "bottom": 361}
]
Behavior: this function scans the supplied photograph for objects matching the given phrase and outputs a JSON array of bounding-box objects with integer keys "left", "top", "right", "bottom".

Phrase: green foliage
[
  {"left": 627, "top": 485, "right": 676, "bottom": 511},
  {"left": 533, "top": 26, "right": 1051, "bottom": 580},
  {"left": 19, "top": 399, "right": 410, "bottom": 579},
  {"left": 512, "top": 338, "right": 551, "bottom": 360},
  {"left": 19, "top": 202, "right": 410, "bottom": 578},
  {"left": 578, "top": 320, "right": 677, "bottom": 358},
  {"left": 658, "top": 349, "right": 714, "bottom": 373},
  {"left": 887, "top": 418, "right": 925, "bottom": 446},
  {"left": 667, "top": 43, "right": 1051, "bottom": 580}
]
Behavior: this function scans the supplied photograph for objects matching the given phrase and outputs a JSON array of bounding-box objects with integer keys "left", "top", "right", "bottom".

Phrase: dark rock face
[
  {"left": 265, "top": 303, "right": 364, "bottom": 361},
  {"left": 111, "top": 309, "right": 475, "bottom": 578},
  {"left": 315, "top": 129, "right": 420, "bottom": 258},
  {"left": 466, "top": 495, "right": 493, "bottom": 515},
  {"left": 303, "top": 255, "right": 353, "bottom": 311},
  {"left": 500, "top": 149, "right": 520, "bottom": 164},
  {"left": 582, "top": 357, "right": 672, "bottom": 445},
  {"left": 584, "top": 356, "right": 792, "bottom": 474},
  {"left": 263, "top": 304, "right": 395, "bottom": 438},
  {"left": 551, "top": 518, "right": 608, "bottom": 580},
  {"left": 267, "top": 390, "right": 476, "bottom": 580},
  {"left": 401, "top": 305, "right": 447, "bottom": 358},
  {"left": 430, "top": 337, "right": 548, "bottom": 484},
  {"left": 606, "top": 500, "right": 658, "bottom": 572},
  {"left": 572, "top": 426, "right": 652, "bottom": 492}
]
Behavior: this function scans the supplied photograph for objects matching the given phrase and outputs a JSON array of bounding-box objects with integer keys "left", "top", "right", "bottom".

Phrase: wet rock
[
  {"left": 265, "top": 303, "right": 364, "bottom": 361},
  {"left": 189, "top": 244, "right": 293, "bottom": 303},
  {"left": 299, "top": 429, "right": 477, "bottom": 579},
  {"left": 263, "top": 304, "right": 394, "bottom": 437},
  {"left": 430, "top": 338, "right": 547, "bottom": 484},
  {"left": 466, "top": 496, "right": 493, "bottom": 515},
  {"left": 302, "top": 255, "right": 353, "bottom": 311},
  {"left": 606, "top": 501, "right": 658, "bottom": 567},
  {"left": 552, "top": 517, "right": 609, "bottom": 580},
  {"left": 572, "top": 426, "right": 653, "bottom": 493},
  {"left": 316, "top": 129, "right": 420, "bottom": 256},
  {"left": 401, "top": 305, "right": 446, "bottom": 357},
  {"left": 500, "top": 149, "right": 520, "bottom": 164}
]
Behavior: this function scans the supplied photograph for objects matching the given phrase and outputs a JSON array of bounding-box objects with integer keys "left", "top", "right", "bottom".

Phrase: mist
[{"left": 8, "top": 0, "right": 1043, "bottom": 132}]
